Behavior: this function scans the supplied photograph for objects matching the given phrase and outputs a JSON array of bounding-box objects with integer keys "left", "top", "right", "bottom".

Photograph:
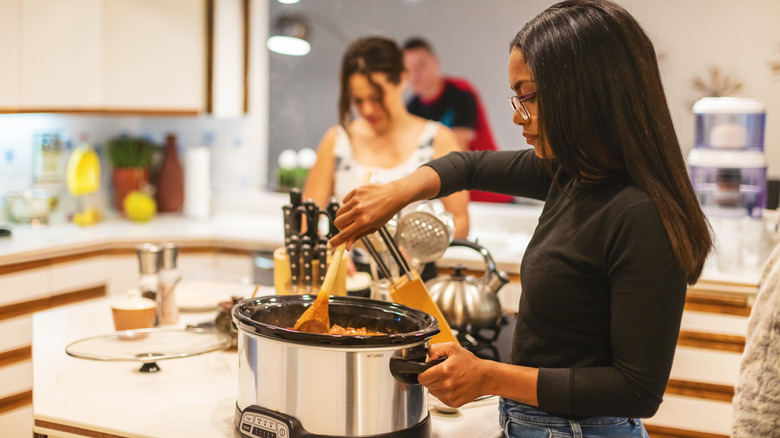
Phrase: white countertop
[
  {"left": 1, "top": 195, "right": 540, "bottom": 274},
  {"left": 32, "top": 292, "right": 503, "bottom": 438}
]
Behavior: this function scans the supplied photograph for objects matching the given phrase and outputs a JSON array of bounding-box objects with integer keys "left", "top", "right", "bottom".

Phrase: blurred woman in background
[{"left": 303, "top": 36, "right": 469, "bottom": 240}]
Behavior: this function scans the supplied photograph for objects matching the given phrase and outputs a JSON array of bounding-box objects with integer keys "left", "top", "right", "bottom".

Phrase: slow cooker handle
[{"left": 389, "top": 355, "right": 446, "bottom": 385}]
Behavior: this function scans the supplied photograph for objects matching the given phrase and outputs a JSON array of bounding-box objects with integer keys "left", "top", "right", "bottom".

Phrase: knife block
[{"left": 273, "top": 247, "right": 347, "bottom": 296}]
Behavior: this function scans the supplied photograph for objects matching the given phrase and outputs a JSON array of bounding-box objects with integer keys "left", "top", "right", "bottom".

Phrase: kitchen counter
[
  {"left": 0, "top": 194, "right": 540, "bottom": 275},
  {"left": 32, "top": 294, "right": 503, "bottom": 438},
  {"left": 1, "top": 192, "right": 761, "bottom": 293}
]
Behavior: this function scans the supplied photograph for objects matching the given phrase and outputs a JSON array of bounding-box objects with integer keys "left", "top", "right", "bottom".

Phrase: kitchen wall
[
  {"left": 0, "top": 114, "right": 260, "bottom": 196},
  {"left": 267, "top": 0, "right": 780, "bottom": 180}
]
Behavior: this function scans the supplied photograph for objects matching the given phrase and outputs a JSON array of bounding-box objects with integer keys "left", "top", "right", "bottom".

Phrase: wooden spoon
[{"left": 292, "top": 243, "right": 346, "bottom": 333}]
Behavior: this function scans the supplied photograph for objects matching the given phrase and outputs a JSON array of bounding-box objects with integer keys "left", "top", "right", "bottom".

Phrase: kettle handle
[{"left": 448, "top": 239, "right": 509, "bottom": 292}]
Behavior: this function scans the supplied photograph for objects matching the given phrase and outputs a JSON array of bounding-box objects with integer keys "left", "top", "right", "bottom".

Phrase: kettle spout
[{"left": 485, "top": 270, "right": 510, "bottom": 295}]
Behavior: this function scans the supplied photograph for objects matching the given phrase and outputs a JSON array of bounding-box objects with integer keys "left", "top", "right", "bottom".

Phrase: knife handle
[
  {"left": 289, "top": 188, "right": 302, "bottom": 209},
  {"left": 287, "top": 235, "right": 300, "bottom": 293},
  {"left": 294, "top": 205, "right": 308, "bottom": 237},
  {"left": 301, "top": 243, "right": 313, "bottom": 293},
  {"left": 316, "top": 242, "right": 328, "bottom": 287},
  {"left": 304, "top": 200, "right": 319, "bottom": 240},
  {"left": 326, "top": 198, "right": 340, "bottom": 239},
  {"left": 282, "top": 205, "right": 293, "bottom": 241}
]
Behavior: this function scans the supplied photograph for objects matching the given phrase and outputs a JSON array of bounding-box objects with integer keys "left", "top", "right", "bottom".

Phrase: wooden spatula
[{"left": 293, "top": 243, "right": 346, "bottom": 333}]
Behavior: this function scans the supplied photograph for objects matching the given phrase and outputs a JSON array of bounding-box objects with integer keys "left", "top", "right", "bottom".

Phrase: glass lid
[{"left": 65, "top": 328, "right": 232, "bottom": 363}]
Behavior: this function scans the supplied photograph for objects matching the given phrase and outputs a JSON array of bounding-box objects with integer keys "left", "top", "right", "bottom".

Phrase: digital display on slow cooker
[{"left": 240, "top": 413, "right": 289, "bottom": 438}]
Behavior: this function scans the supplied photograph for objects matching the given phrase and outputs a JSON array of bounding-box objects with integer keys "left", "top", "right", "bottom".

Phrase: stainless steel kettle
[{"left": 425, "top": 239, "right": 510, "bottom": 333}]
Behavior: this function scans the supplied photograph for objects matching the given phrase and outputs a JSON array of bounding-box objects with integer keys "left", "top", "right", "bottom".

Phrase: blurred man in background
[{"left": 403, "top": 37, "right": 513, "bottom": 203}]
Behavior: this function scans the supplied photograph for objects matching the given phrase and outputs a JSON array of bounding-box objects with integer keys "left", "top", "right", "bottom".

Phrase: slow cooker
[{"left": 232, "top": 295, "right": 443, "bottom": 438}]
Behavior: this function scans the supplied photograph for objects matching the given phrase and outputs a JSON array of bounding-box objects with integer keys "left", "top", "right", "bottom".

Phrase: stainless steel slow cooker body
[{"left": 233, "top": 295, "right": 441, "bottom": 437}]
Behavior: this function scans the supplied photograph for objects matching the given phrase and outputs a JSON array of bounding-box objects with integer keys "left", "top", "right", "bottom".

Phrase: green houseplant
[{"left": 107, "top": 136, "right": 157, "bottom": 212}]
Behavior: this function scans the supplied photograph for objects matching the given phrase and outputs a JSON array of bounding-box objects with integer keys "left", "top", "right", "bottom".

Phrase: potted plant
[{"left": 107, "top": 136, "right": 157, "bottom": 212}]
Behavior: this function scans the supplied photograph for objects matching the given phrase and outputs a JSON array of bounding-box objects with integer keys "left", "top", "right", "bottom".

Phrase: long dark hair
[
  {"left": 338, "top": 37, "right": 405, "bottom": 131},
  {"left": 511, "top": 0, "right": 711, "bottom": 284}
]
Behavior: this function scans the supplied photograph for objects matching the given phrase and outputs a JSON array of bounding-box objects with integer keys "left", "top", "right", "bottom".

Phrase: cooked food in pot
[
  {"left": 287, "top": 324, "right": 386, "bottom": 336},
  {"left": 328, "top": 324, "right": 384, "bottom": 336}
]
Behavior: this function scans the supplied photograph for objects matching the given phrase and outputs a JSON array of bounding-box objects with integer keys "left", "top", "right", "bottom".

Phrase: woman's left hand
[{"left": 418, "top": 342, "right": 491, "bottom": 408}]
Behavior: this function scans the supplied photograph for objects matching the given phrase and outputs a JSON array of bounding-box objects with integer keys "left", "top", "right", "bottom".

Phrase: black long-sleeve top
[{"left": 426, "top": 149, "right": 687, "bottom": 418}]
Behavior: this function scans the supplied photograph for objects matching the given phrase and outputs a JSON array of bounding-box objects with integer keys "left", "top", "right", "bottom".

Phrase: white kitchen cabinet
[
  {"left": 19, "top": 0, "right": 103, "bottom": 109},
  {"left": 8, "top": 0, "right": 248, "bottom": 114},
  {"left": 0, "top": 0, "right": 20, "bottom": 109},
  {"left": 102, "top": 0, "right": 206, "bottom": 111}
]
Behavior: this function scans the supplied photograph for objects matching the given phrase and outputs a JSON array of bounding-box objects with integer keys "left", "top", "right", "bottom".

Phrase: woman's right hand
[
  {"left": 330, "top": 182, "right": 407, "bottom": 250},
  {"left": 330, "top": 166, "right": 443, "bottom": 249}
]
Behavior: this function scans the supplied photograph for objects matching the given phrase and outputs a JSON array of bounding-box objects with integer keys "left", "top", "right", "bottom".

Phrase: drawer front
[
  {"left": 670, "top": 346, "right": 742, "bottom": 387},
  {"left": 646, "top": 394, "right": 732, "bottom": 436},
  {"left": 680, "top": 310, "right": 749, "bottom": 337},
  {"left": 107, "top": 255, "right": 139, "bottom": 296},
  {"left": 0, "top": 315, "right": 32, "bottom": 353},
  {"left": 0, "top": 359, "right": 32, "bottom": 399},
  {"left": 0, "top": 405, "right": 32, "bottom": 437},
  {"left": 50, "top": 258, "right": 107, "bottom": 296},
  {"left": 0, "top": 268, "right": 50, "bottom": 307}
]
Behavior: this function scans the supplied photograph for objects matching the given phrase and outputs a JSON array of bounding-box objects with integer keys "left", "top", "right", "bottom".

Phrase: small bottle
[
  {"left": 156, "top": 134, "right": 184, "bottom": 212},
  {"left": 135, "top": 243, "right": 162, "bottom": 326},
  {"left": 158, "top": 242, "right": 181, "bottom": 325}
]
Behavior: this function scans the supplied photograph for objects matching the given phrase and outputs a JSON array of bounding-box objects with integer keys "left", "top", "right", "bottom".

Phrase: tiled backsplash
[{"left": 0, "top": 113, "right": 264, "bottom": 214}]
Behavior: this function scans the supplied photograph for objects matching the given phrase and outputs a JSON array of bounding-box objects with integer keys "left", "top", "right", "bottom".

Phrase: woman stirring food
[
  {"left": 329, "top": 1, "right": 712, "bottom": 436},
  {"left": 303, "top": 36, "right": 469, "bottom": 242}
]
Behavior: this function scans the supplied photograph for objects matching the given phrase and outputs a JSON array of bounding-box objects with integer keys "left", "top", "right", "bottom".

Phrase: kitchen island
[{"left": 31, "top": 294, "right": 503, "bottom": 438}]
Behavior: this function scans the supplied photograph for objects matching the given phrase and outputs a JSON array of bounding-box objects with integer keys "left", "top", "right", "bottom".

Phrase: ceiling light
[{"left": 267, "top": 14, "right": 311, "bottom": 56}]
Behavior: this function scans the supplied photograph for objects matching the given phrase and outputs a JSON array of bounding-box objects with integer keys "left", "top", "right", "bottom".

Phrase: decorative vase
[
  {"left": 112, "top": 167, "right": 149, "bottom": 212},
  {"left": 156, "top": 134, "right": 184, "bottom": 212}
]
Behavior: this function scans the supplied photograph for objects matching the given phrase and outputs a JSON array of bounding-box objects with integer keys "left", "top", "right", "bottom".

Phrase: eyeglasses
[{"left": 509, "top": 91, "right": 537, "bottom": 121}]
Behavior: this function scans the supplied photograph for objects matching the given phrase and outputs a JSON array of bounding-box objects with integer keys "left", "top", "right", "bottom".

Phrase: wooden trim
[
  {"left": 665, "top": 379, "right": 734, "bottom": 403},
  {"left": 205, "top": 0, "right": 215, "bottom": 114},
  {"left": 1, "top": 245, "right": 258, "bottom": 274},
  {"left": 0, "top": 346, "right": 31, "bottom": 368},
  {"left": 6, "top": 108, "right": 200, "bottom": 116},
  {"left": 0, "top": 296, "right": 51, "bottom": 322},
  {"left": 686, "top": 290, "right": 752, "bottom": 307},
  {"left": 35, "top": 419, "right": 131, "bottom": 438},
  {"left": 0, "top": 250, "right": 107, "bottom": 275},
  {"left": 241, "top": 0, "right": 250, "bottom": 113},
  {"left": 695, "top": 278, "right": 758, "bottom": 290},
  {"left": 49, "top": 286, "right": 106, "bottom": 308},
  {"left": 684, "top": 301, "right": 752, "bottom": 317},
  {"left": 0, "top": 391, "right": 32, "bottom": 415},
  {"left": 217, "top": 247, "right": 253, "bottom": 256},
  {"left": 684, "top": 289, "right": 752, "bottom": 316},
  {"left": 0, "top": 286, "right": 106, "bottom": 322},
  {"left": 0, "top": 258, "right": 50, "bottom": 275},
  {"left": 677, "top": 330, "right": 745, "bottom": 353},
  {"left": 48, "top": 250, "right": 108, "bottom": 265},
  {"left": 645, "top": 424, "right": 728, "bottom": 438}
]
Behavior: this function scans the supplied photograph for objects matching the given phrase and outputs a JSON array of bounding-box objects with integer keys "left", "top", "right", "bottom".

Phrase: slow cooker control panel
[{"left": 240, "top": 411, "right": 289, "bottom": 438}]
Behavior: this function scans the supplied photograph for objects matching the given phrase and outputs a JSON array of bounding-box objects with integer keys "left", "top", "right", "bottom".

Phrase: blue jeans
[{"left": 499, "top": 398, "right": 650, "bottom": 438}]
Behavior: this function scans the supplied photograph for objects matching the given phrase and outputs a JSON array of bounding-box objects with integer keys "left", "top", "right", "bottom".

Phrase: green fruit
[{"left": 124, "top": 191, "right": 157, "bottom": 222}]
